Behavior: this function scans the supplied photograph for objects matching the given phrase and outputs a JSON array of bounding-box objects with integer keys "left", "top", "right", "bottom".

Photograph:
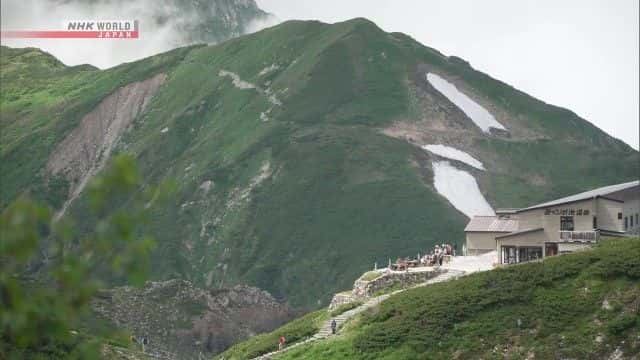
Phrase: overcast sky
[
  {"left": 2, "top": 1, "right": 638, "bottom": 149},
  {"left": 257, "top": 0, "right": 639, "bottom": 149}
]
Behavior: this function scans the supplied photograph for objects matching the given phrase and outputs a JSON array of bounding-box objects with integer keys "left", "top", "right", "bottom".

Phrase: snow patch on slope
[
  {"left": 218, "top": 69, "right": 281, "bottom": 104},
  {"left": 219, "top": 70, "right": 256, "bottom": 89},
  {"left": 259, "top": 64, "right": 279, "bottom": 76},
  {"left": 219, "top": 69, "right": 282, "bottom": 117},
  {"left": 422, "top": 144, "right": 485, "bottom": 170},
  {"left": 227, "top": 161, "right": 272, "bottom": 209},
  {"left": 264, "top": 87, "right": 282, "bottom": 106},
  {"left": 426, "top": 73, "right": 506, "bottom": 133},
  {"left": 432, "top": 161, "right": 494, "bottom": 218}
]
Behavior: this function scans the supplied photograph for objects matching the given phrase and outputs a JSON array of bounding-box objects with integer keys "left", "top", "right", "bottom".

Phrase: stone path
[{"left": 251, "top": 269, "right": 466, "bottom": 360}]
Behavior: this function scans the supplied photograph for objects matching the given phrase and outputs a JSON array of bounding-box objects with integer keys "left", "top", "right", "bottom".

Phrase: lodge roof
[
  {"left": 517, "top": 180, "right": 639, "bottom": 213},
  {"left": 495, "top": 208, "right": 519, "bottom": 214},
  {"left": 495, "top": 227, "right": 544, "bottom": 239},
  {"left": 464, "top": 216, "right": 519, "bottom": 233}
]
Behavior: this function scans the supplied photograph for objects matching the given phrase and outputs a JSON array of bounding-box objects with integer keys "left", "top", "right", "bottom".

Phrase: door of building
[{"left": 545, "top": 243, "right": 558, "bottom": 257}]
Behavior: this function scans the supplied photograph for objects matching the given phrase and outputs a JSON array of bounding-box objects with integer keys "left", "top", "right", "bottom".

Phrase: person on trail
[
  {"left": 331, "top": 319, "right": 337, "bottom": 335},
  {"left": 278, "top": 335, "right": 286, "bottom": 351},
  {"left": 141, "top": 336, "right": 149, "bottom": 353}
]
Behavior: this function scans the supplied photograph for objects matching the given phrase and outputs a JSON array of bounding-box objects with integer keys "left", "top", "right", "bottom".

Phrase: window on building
[
  {"left": 618, "top": 212, "right": 622, "bottom": 220},
  {"left": 560, "top": 216, "right": 574, "bottom": 231},
  {"left": 593, "top": 216, "right": 598, "bottom": 229},
  {"left": 518, "top": 247, "right": 543, "bottom": 262},
  {"left": 624, "top": 217, "right": 628, "bottom": 230},
  {"left": 636, "top": 214, "right": 639, "bottom": 227},
  {"left": 501, "top": 246, "right": 517, "bottom": 264}
]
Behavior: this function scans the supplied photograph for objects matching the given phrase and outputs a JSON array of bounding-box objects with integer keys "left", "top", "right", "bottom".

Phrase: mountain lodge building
[{"left": 464, "top": 181, "right": 640, "bottom": 264}]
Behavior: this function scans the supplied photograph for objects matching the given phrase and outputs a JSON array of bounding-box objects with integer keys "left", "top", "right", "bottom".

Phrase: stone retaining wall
[
  {"left": 328, "top": 291, "right": 356, "bottom": 310},
  {"left": 329, "top": 267, "right": 443, "bottom": 308},
  {"left": 354, "top": 268, "right": 442, "bottom": 297}
]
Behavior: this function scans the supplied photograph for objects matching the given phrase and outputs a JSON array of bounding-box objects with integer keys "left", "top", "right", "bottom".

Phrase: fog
[{"left": 0, "top": 0, "right": 277, "bottom": 69}]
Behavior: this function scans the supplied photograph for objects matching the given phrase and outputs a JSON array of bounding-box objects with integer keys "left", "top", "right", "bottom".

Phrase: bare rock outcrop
[
  {"left": 47, "top": 73, "right": 166, "bottom": 219},
  {"left": 92, "top": 280, "right": 294, "bottom": 359}
]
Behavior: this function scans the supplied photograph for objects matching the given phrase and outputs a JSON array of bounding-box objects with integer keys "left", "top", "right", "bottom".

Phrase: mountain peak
[
  {"left": 2, "top": 11, "right": 638, "bottom": 314},
  {"left": 341, "top": 16, "right": 379, "bottom": 27}
]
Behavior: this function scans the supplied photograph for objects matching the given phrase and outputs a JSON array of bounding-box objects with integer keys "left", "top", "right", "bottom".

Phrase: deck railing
[{"left": 558, "top": 230, "right": 600, "bottom": 243}]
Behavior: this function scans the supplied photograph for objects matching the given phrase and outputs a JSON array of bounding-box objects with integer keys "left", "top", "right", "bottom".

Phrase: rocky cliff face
[
  {"left": 92, "top": 280, "right": 295, "bottom": 358},
  {"left": 47, "top": 73, "right": 167, "bottom": 219}
]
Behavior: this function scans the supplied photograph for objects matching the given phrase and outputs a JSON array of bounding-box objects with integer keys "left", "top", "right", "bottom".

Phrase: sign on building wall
[{"left": 544, "top": 208, "right": 590, "bottom": 216}]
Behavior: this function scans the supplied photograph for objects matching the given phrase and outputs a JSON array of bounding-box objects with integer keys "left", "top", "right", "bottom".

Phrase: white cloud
[
  {"left": 0, "top": 0, "right": 263, "bottom": 69},
  {"left": 245, "top": 13, "right": 280, "bottom": 34},
  {"left": 1, "top": 0, "right": 198, "bottom": 69}
]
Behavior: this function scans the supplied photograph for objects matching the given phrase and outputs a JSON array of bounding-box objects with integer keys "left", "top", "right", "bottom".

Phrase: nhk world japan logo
[{"left": 1, "top": 20, "right": 139, "bottom": 39}]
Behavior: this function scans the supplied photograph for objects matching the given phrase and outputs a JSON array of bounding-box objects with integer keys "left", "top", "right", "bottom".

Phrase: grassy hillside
[
  {"left": 217, "top": 309, "right": 330, "bottom": 359},
  {"left": 223, "top": 238, "right": 640, "bottom": 359},
  {"left": 0, "top": 44, "right": 197, "bottom": 209},
  {"left": 1, "top": 18, "right": 639, "bottom": 310}
]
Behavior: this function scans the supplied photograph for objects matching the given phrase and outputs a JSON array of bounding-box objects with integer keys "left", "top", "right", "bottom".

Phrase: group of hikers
[
  {"left": 421, "top": 243, "right": 455, "bottom": 266},
  {"left": 391, "top": 243, "right": 456, "bottom": 270}
]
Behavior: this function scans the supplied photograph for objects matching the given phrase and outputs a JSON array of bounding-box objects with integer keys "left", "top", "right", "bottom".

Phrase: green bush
[
  {"left": 607, "top": 315, "right": 637, "bottom": 336},
  {"left": 0, "top": 155, "right": 168, "bottom": 359},
  {"left": 360, "top": 271, "right": 382, "bottom": 282}
]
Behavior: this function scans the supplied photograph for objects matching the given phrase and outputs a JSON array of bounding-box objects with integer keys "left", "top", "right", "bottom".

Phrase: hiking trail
[{"left": 251, "top": 269, "right": 466, "bottom": 359}]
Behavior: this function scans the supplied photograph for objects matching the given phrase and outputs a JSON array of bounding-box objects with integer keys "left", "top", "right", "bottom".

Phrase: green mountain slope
[
  {"left": 221, "top": 238, "right": 640, "bottom": 360},
  {"left": 1, "top": 18, "right": 638, "bottom": 309}
]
